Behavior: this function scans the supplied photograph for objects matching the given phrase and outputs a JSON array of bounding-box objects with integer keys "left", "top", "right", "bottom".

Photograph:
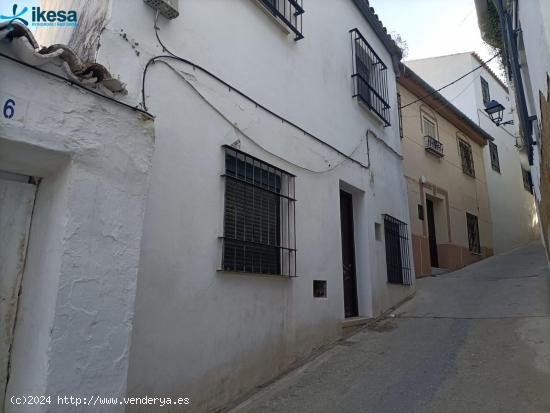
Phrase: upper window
[
  {"left": 522, "top": 168, "right": 533, "bottom": 194},
  {"left": 258, "top": 0, "right": 304, "bottom": 40},
  {"left": 458, "top": 138, "right": 475, "bottom": 177},
  {"left": 222, "top": 146, "right": 296, "bottom": 276},
  {"left": 350, "top": 28, "right": 391, "bottom": 127},
  {"left": 466, "top": 213, "right": 481, "bottom": 254},
  {"left": 423, "top": 117, "right": 436, "bottom": 139},
  {"left": 481, "top": 76, "right": 490, "bottom": 106},
  {"left": 397, "top": 93, "right": 403, "bottom": 139},
  {"left": 489, "top": 141, "right": 500, "bottom": 172}
]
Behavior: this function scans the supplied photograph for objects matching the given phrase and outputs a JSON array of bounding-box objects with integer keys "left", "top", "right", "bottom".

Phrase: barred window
[
  {"left": 522, "top": 168, "right": 533, "bottom": 193},
  {"left": 458, "top": 139, "right": 475, "bottom": 177},
  {"left": 383, "top": 215, "right": 413, "bottom": 285},
  {"left": 489, "top": 141, "right": 500, "bottom": 172},
  {"left": 257, "top": 0, "right": 304, "bottom": 40},
  {"left": 350, "top": 28, "right": 391, "bottom": 126},
  {"left": 481, "top": 76, "right": 490, "bottom": 106},
  {"left": 222, "top": 146, "right": 296, "bottom": 276},
  {"left": 397, "top": 93, "right": 403, "bottom": 139},
  {"left": 466, "top": 213, "right": 481, "bottom": 254}
]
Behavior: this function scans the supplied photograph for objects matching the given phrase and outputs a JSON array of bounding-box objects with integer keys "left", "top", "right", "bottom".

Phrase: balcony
[
  {"left": 424, "top": 135, "right": 444, "bottom": 157},
  {"left": 258, "top": 0, "right": 304, "bottom": 40}
]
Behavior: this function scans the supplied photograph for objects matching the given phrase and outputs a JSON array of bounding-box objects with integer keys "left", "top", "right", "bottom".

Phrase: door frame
[{"left": 339, "top": 190, "right": 359, "bottom": 318}]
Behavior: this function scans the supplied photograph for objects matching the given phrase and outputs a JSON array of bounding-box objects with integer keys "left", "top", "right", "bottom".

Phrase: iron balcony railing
[
  {"left": 424, "top": 135, "right": 444, "bottom": 157},
  {"left": 259, "top": 0, "right": 304, "bottom": 40},
  {"left": 350, "top": 28, "right": 391, "bottom": 127}
]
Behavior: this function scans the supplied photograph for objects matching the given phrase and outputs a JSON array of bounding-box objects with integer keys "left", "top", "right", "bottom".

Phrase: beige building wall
[{"left": 399, "top": 84, "right": 494, "bottom": 277}]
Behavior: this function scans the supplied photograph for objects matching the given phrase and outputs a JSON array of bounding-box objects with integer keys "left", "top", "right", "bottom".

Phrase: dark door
[
  {"left": 340, "top": 190, "right": 358, "bottom": 318},
  {"left": 426, "top": 199, "right": 439, "bottom": 267}
]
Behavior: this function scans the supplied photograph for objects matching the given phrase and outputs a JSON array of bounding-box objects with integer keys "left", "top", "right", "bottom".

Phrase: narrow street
[{"left": 232, "top": 243, "right": 550, "bottom": 413}]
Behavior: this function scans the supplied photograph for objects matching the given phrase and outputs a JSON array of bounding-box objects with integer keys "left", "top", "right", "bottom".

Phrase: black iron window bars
[
  {"left": 350, "top": 28, "right": 391, "bottom": 127},
  {"left": 221, "top": 146, "right": 297, "bottom": 277},
  {"left": 466, "top": 213, "right": 481, "bottom": 254},
  {"left": 489, "top": 141, "right": 500, "bottom": 173},
  {"left": 383, "top": 215, "right": 413, "bottom": 285},
  {"left": 458, "top": 139, "right": 475, "bottom": 178},
  {"left": 259, "top": 0, "right": 304, "bottom": 40}
]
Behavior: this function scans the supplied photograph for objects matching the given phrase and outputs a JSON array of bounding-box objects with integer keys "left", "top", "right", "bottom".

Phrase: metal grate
[
  {"left": 397, "top": 93, "right": 403, "bottom": 139},
  {"left": 258, "top": 0, "right": 304, "bottom": 40},
  {"left": 466, "top": 213, "right": 480, "bottom": 254},
  {"left": 481, "top": 76, "right": 491, "bottom": 106},
  {"left": 350, "top": 28, "right": 391, "bottom": 127},
  {"left": 424, "top": 135, "right": 444, "bottom": 157},
  {"left": 489, "top": 141, "right": 500, "bottom": 172},
  {"left": 383, "top": 215, "right": 412, "bottom": 285},
  {"left": 221, "top": 146, "right": 296, "bottom": 276},
  {"left": 458, "top": 139, "right": 475, "bottom": 177},
  {"left": 522, "top": 168, "right": 533, "bottom": 193}
]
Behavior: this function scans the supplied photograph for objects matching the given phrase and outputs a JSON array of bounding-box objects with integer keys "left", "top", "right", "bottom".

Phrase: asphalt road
[{"left": 231, "top": 242, "right": 550, "bottom": 413}]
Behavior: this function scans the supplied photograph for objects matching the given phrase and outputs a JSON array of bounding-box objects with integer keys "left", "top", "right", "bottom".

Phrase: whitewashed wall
[
  {"left": 36, "top": 0, "right": 415, "bottom": 410},
  {"left": 407, "top": 53, "right": 538, "bottom": 253},
  {"left": 0, "top": 50, "right": 154, "bottom": 412}
]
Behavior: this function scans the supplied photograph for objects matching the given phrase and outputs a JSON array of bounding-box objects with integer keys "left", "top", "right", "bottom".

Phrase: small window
[
  {"left": 397, "top": 93, "right": 403, "bottom": 139},
  {"left": 466, "top": 213, "right": 481, "bottom": 254},
  {"left": 418, "top": 204, "right": 424, "bottom": 221},
  {"left": 489, "top": 141, "right": 500, "bottom": 172},
  {"left": 257, "top": 0, "right": 304, "bottom": 40},
  {"left": 222, "top": 146, "right": 296, "bottom": 276},
  {"left": 522, "top": 168, "right": 533, "bottom": 193},
  {"left": 423, "top": 117, "right": 436, "bottom": 139},
  {"left": 458, "top": 139, "right": 475, "bottom": 177},
  {"left": 383, "top": 215, "right": 413, "bottom": 285},
  {"left": 481, "top": 76, "right": 490, "bottom": 106},
  {"left": 350, "top": 28, "right": 391, "bottom": 127}
]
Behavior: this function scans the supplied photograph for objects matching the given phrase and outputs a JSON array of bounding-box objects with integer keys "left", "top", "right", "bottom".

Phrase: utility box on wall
[{"left": 144, "top": 0, "right": 179, "bottom": 19}]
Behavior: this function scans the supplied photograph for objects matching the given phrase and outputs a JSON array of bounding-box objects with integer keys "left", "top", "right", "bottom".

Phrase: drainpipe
[{"left": 494, "top": 0, "right": 535, "bottom": 164}]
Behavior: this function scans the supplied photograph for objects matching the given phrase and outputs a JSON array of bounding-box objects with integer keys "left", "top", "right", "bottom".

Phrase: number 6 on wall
[{"left": 3, "top": 99, "right": 15, "bottom": 119}]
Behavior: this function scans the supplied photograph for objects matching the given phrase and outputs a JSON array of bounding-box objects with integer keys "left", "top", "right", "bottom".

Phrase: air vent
[{"left": 144, "top": 0, "right": 179, "bottom": 19}]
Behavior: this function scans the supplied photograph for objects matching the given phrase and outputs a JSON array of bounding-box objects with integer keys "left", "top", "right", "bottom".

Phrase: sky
[{"left": 369, "top": 0, "right": 501, "bottom": 76}]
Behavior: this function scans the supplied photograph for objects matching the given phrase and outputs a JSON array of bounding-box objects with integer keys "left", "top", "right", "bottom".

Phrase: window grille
[
  {"left": 489, "top": 141, "right": 500, "bottom": 172},
  {"left": 222, "top": 146, "right": 297, "bottom": 276},
  {"left": 258, "top": 0, "right": 304, "bottom": 40},
  {"left": 350, "top": 28, "right": 391, "bottom": 127},
  {"left": 397, "top": 93, "right": 403, "bottom": 139},
  {"left": 522, "top": 168, "right": 533, "bottom": 193},
  {"left": 481, "top": 76, "right": 490, "bottom": 106},
  {"left": 466, "top": 213, "right": 481, "bottom": 254},
  {"left": 458, "top": 139, "right": 475, "bottom": 177},
  {"left": 383, "top": 215, "right": 412, "bottom": 285}
]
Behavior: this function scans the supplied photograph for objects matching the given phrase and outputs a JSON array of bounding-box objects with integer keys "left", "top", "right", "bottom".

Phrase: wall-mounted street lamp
[{"left": 484, "top": 100, "right": 514, "bottom": 126}]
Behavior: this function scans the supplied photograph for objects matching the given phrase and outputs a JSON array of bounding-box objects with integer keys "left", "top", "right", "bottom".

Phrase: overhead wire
[
  {"left": 142, "top": 11, "right": 373, "bottom": 172},
  {"left": 399, "top": 52, "right": 502, "bottom": 110}
]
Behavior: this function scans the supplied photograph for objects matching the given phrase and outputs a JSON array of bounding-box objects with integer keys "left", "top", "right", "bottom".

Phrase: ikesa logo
[{"left": 0, "top": 3, "right": 78, "bottom": 27}]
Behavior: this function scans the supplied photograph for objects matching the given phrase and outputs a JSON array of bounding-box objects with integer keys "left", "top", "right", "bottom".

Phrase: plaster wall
[
  {"left": 407, "top": 53, "right": 538, "bottom": 253},
  {"left": 39, "top": 0, "right": 419, "bottom": 410},
  {"left": 399, "top": 84, "right": 493, "bottom": 276},
  {"left": 0, "top": 53, "right": 154, "bottom": 412}
]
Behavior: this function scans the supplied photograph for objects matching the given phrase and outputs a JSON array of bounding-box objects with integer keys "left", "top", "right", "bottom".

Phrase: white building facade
[
  {"left": 27, "top": 0, "right": 415, "bottom": 411},
  {"left": 407, "top": 52, "right": 539, "bottom": 254},
  {"left": 475, "top": 0, "right": 550, "bottom": 260},
  {"left": 0, "top": 21, "right": 155, "bottom": 413}
]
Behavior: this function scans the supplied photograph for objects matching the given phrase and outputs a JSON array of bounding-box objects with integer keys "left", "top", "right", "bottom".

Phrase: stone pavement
[{"left": 230, "top": 242, "right": 550, "bottom": 413}]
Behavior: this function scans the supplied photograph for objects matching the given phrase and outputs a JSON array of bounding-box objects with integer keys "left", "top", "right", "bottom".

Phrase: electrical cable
[
  {"left": 0, "top": 52, "right": 153, "bottom": 118},
  {"left": 143, "top": 12, "right": 373, "bottom": 171},
  {"left": 157, "top": 59, "right": 366, "bottom": 174},
  {"left": 400, "top": 52, "right": 502, "bottom": 110}
]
